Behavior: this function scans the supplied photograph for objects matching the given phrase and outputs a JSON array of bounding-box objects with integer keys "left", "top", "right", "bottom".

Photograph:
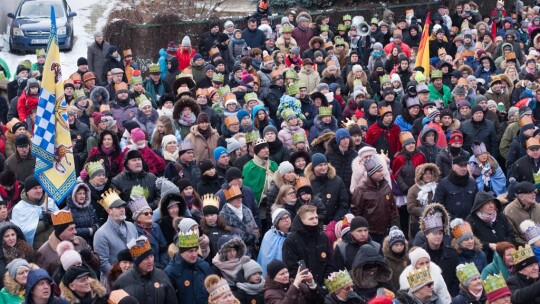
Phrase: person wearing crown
[
  {"left": 365, "top": 104, "right": 401, "bottom": 162},
  {"left": 164, "top": 229, "right": 213, "bottom": 304},
  {"left": 450, "top": 218, "right": 488, "bottom": 273},
  {"left": 36, "top": 210, "right": 98, "bottom": 276},
  {"left": 308, "top": 106, "right": 339, "bottom": 143},
  {"left": 506, "top": 244, "right": 540, "bottom": 303},
  {"left": 113, "top": 236, "right": 177, "bottom": 304},
  {"left": 401, "top": 266, "right": 443, "bottom": 304},
  {"left": 94, "top": 189, "right": 138, "bottom": 279},
  {"left": 324, "top": 270, "right": 363, "bottom": 304},
  {"left": 219, "top": 186, "right": 259, "bottom": 252}
]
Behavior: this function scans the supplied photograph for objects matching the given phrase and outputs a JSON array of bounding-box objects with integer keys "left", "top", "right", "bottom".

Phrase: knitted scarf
[
  {"left": 178, "top": 112, "right": 196, "bottom": 126},
  {"left": 237, "top": 279, "right": 265, "bottom": 295},
  {"left": 417, "top": 182, "right": 437, "bottom": 206},
  {"left": 476, "top": 210, "right": 497, "bottom": 223}
]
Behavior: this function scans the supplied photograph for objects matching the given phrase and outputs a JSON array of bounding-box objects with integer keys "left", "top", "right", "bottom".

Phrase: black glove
[
  {"left": 79, "top": 249, "right": 93, "bottom": 262},
  {"left": 41, "top": 212, "right": 52, "bottom": 225}
]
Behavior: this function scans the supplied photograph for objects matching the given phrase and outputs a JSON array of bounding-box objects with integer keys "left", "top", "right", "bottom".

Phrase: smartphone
[{"left": 298, "top": 260, "right": 307, "bottom": 271}]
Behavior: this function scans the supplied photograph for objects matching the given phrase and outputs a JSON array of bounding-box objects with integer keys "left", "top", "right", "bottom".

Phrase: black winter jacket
[
  {"left": 111, "top": 169, "right": 159, "bottom": 209},
  {"left": 460, "top": 118, "right": 498, "bottom": 158},
  {"left": 305, "top": 163, "right": 349, "bottom": 224},
  {"left": 422, "top": 243, "right": 460, "bottom": 297},
  {"left": 113, "top": 267, "right": 178, "bottom": 304},
  {"left": 433, "top": 172, "right": 478, "bottom": 220},
  {"left": 507, "top": 273, "right": 540, "bottom": 304},
  {"left": 325, "top": 142, "right": 357, "bottom": 192},
  {"left": 509, "top": 154, "right": 540, "bottom": 184}
]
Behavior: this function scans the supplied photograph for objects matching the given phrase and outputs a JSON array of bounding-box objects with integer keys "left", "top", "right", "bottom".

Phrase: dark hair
[{"left": 97, "top": 130, "right": 121, "bottom": 156}]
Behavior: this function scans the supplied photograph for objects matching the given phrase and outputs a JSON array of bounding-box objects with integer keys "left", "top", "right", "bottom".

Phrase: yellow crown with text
[
  {"left": 324, "top": 270, "right": 353, "bottom": 293},
  {"left": 177, "top": 230, "right": 199, "bottom": 248}
]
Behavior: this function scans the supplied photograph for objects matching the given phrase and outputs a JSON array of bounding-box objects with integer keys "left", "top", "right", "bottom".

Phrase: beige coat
[
  {"left": 184, "top": 124, "right": 220, "bottom": 162},
  {"left": 503, "top": 198, "right": 540, "bottom": 245}
]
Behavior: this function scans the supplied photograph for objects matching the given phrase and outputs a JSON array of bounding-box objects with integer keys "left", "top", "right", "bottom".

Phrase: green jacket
[
  {"left": 428, "top": 83, "right": 452, "bottom": 106},
  {"left": 242, "top": 157, "right": 278, "bottom": 204},
  {"left": 0, "top": 287, "right": 23, "bottom": 304},
  {"left": 499, "top": 121, "right": 519, "bottom": 160},
  {"left": 481, "top": 251, "right": 511, "bottom": 279}
]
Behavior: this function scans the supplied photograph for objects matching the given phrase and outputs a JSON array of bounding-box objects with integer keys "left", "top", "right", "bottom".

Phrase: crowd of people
[{"left": 3, "top": 0, "right": 540, "bottom": 303}]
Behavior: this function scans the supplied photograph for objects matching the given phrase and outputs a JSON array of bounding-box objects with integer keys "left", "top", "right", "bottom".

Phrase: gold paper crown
[
  {"left": 209, "top": 47, "right": 220, "bottom": 57},
  {"left": 335, "top": 37, "right": 346, "bottom": 46},
  {"left": 520, "top": 116, "right": 534, "bottom": 127},
  {"left": 130, "top": 75, "right": 142, "bottom": 85},
  {"left": 202, "top": 193, "right": 220, "bottom": 209},
  {"left": 431, "top": 70, "right": 443, "bottom": 79},
  {"left": 380, "top": 74, "right": 391, "bottom": 84},
  {"left": 208, "top": 276, "right": 231, "bottom": 301},
  {"left": 295, "top": 176, "right": 311, "bottom": 190},
  {"left": 451, "top": 220, "right": 473, "bottom": 240},
  {"left": 337, "top": 24, "right": 346, "bottom": 31},
  {"left": 245, "top": 92, "right": 259, "bottom": 102},
  {"left": 0, "top": 71, "right": 5, "bottom": 81},
  {"left": 324, "top": 270, "right": 353, "bottom": 294},
  {"left": 148, "top": 63, "right": 160, "bottom": 73},
  {"left": 263, "top": 54, "right": 273, "bottom": 64},
  {"left": 320, "top": 24, "right": 329, "bottom": 32},
  {"left": 527, "top": 137, "right": 540, "bottom": 149},
  {"left": 287, "top": 83, "right": 299, "bottom": 96},
  {"left": 177, "top": 230, "right": 199, "bottom": 248},
  {"left": 135, "top": 94, "right": 150, "bottom": 106},
  {"left": 213, "top": 73, "right": 225, "bottom": 83},
  {"left": 319, "top": 106, "right": 332, "bottom": 116},
  {"left": 399, "top": 132, "right": 414, "bottom": 145},
  {"left": 505, "top": 52, "right": 516, "bottom": 61},
  {"left": 245, "top": 130, "right": 261, "bottom": 143},
  {"left": 114, "top": 82, "right": 128, "bottom": 92},
  {"left": 379, "top": 105, "right": 392, "bottom": 117},
  {"left": 108, "top": 289, "right": 130, "bottom": 304},
  {"left": 281, "top": 23, "right": 294, "bottom": 33},
  {"left": 99, "top": 188, "right": 123, "bottom": 209},
  {"left": 511, "top": 244, "right": 535, "bottom": 265},
  {"left": 85, "top": 161, "right": 105, "bottom": 177},
  {"left": 357, "top": 118, "right": 368, "bottom": 127},
  {"left": 281, "top": 108, "right": 297, "bottom": 121},
  {"left": 217, "top": 85, "right": 230, "bottom": 96},
  {"left": 127, "top": 236, "right": 152, "bottom": 259},
  {"left": 343, "top": 14, "right": 352, "bottom": 21},
  {"left": 36, "top": 48, "right": 46, "bottom": 57},
  {"left": 131, "top": 185, "right": 149, "bottom": 199},
  {"left": 20, "top": 60, "right": 32, "bottom": 69},
  {"left": 456, "top": 263, "right": 480, "bottom": 284},
  {"left": 483, "top": 273, "right": 508, "bottom": 294},
  {"left": 341, "top": 117, "right": 356, "bottom": 129},
  {"left": 73, "top": 89, "right": 86, "bottom": 100},
  {"left": 224, "top": 115, "right": 239, "bottom": 128},
  {"left": 407, "top": 267, "right": 432, "bottom": 290},
  {"left": 293, "top": 132, "right": 306, "bottom": 144},
  {"left": 224, "top": 185, "right": 242, "bottom": 201},
  {"left": 51, "top": 210, "right": 74, "bottom": 226},
  {"left": 285, "top": 69, "right": 298, "bottom": 79}
]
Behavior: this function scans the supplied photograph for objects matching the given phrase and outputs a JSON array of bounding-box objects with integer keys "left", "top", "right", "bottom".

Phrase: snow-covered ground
[{"left": 0, "top": 0, "right": 117, "bottom": 79}]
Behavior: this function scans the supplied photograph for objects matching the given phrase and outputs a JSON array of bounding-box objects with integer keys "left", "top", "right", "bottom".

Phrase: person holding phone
[{"left": 263, "top": 259, "right": 320, "bottom": 304}]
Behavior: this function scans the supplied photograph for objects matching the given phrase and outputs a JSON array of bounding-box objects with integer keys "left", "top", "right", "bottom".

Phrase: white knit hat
[
  {"left": 391, "top": 73, "right": 401, "bottom": 83},
  {"left": 409, "top": 247, "right": 430, "bottom": 268},
  {"left": 182, "top": 36, "right": 191, "bottom": 47},
  {"left": 60, "top": 250, "right": 82, "bottom": 271},
  {"left": 161, "top": 134, "right": 178, "bottom": 147}
]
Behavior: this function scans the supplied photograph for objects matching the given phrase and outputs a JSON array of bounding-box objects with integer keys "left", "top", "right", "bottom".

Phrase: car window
[{"left": 19, "top": 1, "right": 65, "bottom": 18}]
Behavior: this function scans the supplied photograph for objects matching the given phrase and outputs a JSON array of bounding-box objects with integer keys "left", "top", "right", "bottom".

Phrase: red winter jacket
[
  {"left": 176, "top": 48, "right": 196, "bottom": 71},
  {"left": 122, "top": 146, "right": 165, "bottom": 176},
  {"left": 17, "top": 91, "right": 39, "bottom": 122},
  {"left": 365, "top": 121, "right": 402, "bottom": 158}
]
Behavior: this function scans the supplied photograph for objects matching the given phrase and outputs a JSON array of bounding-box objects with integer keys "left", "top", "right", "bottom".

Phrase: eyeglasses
[
  {"left": 287, "top": 191, "right": 296, "bottom": 196},
  {"left": 142, "top": 211, "right": 153, "bottom": 216}
]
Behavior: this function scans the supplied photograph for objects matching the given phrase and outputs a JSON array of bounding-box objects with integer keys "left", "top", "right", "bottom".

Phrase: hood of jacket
[
  {"left": 310, "top": 130, "right": 335, "bottom": 150},
  {"left": 67, "top": 183, "right": 91, "bottom": 209},
  {"left": 351, "top": 244, "right": 392, "bottom": 286},
  {"left": 414, "top": 163, "right": 440, "bottom": 184},
  {"left": 383, "top": 236, "right": 409, "bottom": 263},
  {"left": 159, "top": 48, "right": 167, "bottom": 57},
  {"left": 25, "top": 269, "right": 52, "bottom": 301},
  {"left": 420, "top": 125, "right": 439, "bottom": 146},
  {"left": 313, "top": 115, "right": 338, "bottom": 131},
  {"left": 419, "top": 203, "right": 450, "bottom": 235},
  {"left": 305, "top": 162, "right": 337, "bottom": 181},
  {"left": 89, "top": 86, "right": 110, "bottom": 105},
  {"left": 173, "top": 96, "right": 201, "bottom": 120},
  {"left": 252, "top": 104, "right": 267, "bottom": 120},
  {"left": 451, "top": 236, "right": 483, "bottom": 254},
  {"left": 471, "top": 191, "right": 501, "bottom": 214},
  {"left": 189, "top": 124, "right": 218, "bottom": 138},
  {"left": 159, "top": 193, "right": 187, "bottom": 221},
  {"left": 216, "top": 236, "right": 247, "bottom": 262}
]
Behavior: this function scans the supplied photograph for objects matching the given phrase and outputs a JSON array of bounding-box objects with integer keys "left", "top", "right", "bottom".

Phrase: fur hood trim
[
  {"left": 447, "top": 118, "right": 461, "bottom": 131},
  {"left": 419, "top": 203, "right": 450, "bottom": 235},
  {"left": 173, "top": 96, "right": 201, "bottom": 120},
  {"left": 310, "top": 130, "right": 335, "bottom": 148},
  {"left": 89, "top": 86, "right": 110, "bottom": 104},
  {"left": 347, "top": 71, "right": 368, "bottom": 88},
  {"left": 382, "top": 236, "right": 409, "bottom": 262},
  {"left": 304, "top": 162, "right": 337, "bottom": 181},
  {"left": 458, "top": 65, "right": 474, "bottom": 75},
  {"left": 498, "top": 74, "right": 515, "bottom": 92},
  {"left": 322, "top": 66, "right": 342, "bottom": 78},
  {"left": 60, "top": 278, "right": 107, "bottom": 303},
  {"left": 272, "top": 169, "right": 295, "bottom": 188},
  {"left": 451, "top": 236, "right": 483, "bottom": 254},
  {"left": 69, "top": 183, "right": 91, "bottom": 209},
  {"left": 414, "top": 163, "right": 440, "bottom": 184},
  {"left": 217, "top": 237, "right": 247, "bottom": 262}
]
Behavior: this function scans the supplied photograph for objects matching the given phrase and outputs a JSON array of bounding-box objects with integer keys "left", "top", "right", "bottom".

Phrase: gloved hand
[{"left": 41, "top": 212, "right": 52, "bottom": 226}]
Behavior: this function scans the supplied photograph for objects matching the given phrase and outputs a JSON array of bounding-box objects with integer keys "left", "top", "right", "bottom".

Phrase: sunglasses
[{"left": 142, "top": 211, "right": 153, "bottom": 216}]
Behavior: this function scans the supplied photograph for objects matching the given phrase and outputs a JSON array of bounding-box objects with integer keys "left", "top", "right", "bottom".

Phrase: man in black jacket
[
  {"left": 282, "top": 205, "right": 335, "bottom": 286},
  {"left": 506, "top": 245, "right": 540, "bottom": 303},
  {"left": 325, "top": 128, "right": 357, "bottom": 193},
  {"left": 113, "top": 236, "right": 178, "bottom": 304},
  {"left": 199, "top": 22, "right": 220, "bottom": 60}
]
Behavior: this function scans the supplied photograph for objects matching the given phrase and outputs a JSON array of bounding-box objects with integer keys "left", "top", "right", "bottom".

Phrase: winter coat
[
  {"left": 481, "top": 251, "right": 511, "bottom": 279},
  {"left": 399, "top": 262, "right": 452, "bottom": 304},
  {"left": 220, "top": 203, "right": 258, "bottom": 239},
  {"left": 418, "top": 131, "right": 442, "bottom": 164},
  {"left": 112, "top": 168, "right": 160, "bottom": 209},
  {"left": 392, "top": 150, "right": 426, "bottom": 195},
  {"left": 325, "top": 140, "right": 357, "bottom": 192},
  {"left": 500, "top": 121, "right": 520, "bottom": 161},
  {"left": 102, "top": 54, "right": 126, "bottom": 83},
  {"left": 268, "top": 140, "right": 290, "bottom": 164},
  {"left": 420, "top": 243, "right": 460, "bottom": 297},
  {"left": 468, "top": 155, "right": 507, "bottom": 195},
  {"left": 333, "top": 232, "right": 381, "bottom": 271},
  {"left": 122, "top": 145, "right": 165, "bottom": 176},
  {"left": 87, "top": 41, "right": 110, "bottom": 83},
  {"left": 460, "top": 118, "right": 498, "bottom": 158},
  {"left": 304, "top": 163, "right": 349, "bottom": 224},
  {"left": 485, "top": 88, "right": 512, "bottom": 112},
  {"left": 86, "top": 145, "right": 124, "bottom": 179},
  {"left": 432, "top": 173, "right": 478, "bottom": 220},
  {"left": 59, "top": 277, "right": 108, "bottom": 304},
  {"left": 350, "top": 244, "right": 394, "bottom": 299},
  {"left": 451, "top": 285, "right": 487, "bottom": 304},
  {"left": 25, "top": 269, "right": 69, "bottom": 304},
  {"left": 452, "top": 238, "right": 488, "bottom": 273},
  {"left": 298, "top": 67, "right": 320, "bottom": 94},
  {"left": 36, "top": 233, "right": 95, "bottom": 276},
  {"left": 436, "top": 147, "right": 470, "bottom": 179},
  {"left": 507, "top": 131, "right": 528, "bottom": 167},
  {"left": 266, "top": 171, "right": 296, "bottom": 219},
  {"left": 133, "top": 109, "right": 159, "bottom": 136},
  {"left": 110, "top": 98, "right": 138, "bottom": 130},
  {"left": 93, "top": 217, "right": 138, "bottom": 277},
  {"left": 428, "top": 83, "right": 453, "bottom": 107},
  {"left": 504, "top": 197, "right": 540, "bottom": 246},
  {"left": 407, "top": 163, "right": 440, "bottom": 232},
  {"left": 291, "top": 27, "right": 314, "bottom": 54},
  {"left": 17, "top": 91, "right": 38, "bottom": 122},
  {"left": 507, "top": 272, "right": 540, "bottom": 304},
  {"left": 4, "top": 149, "right": 36, "bottom": 183},
  {"left": 135, "top": 222, "right": 169, "bottom": 268},
  {"left": 257, "top": 227, "right": 287, "bottom": 278},
  {"left": 263, "top": 277, "right": 320, "bottom": 304},
  {"left": 278, "top": 122, "right": 306, "bottom": 149},
  {"left": 509, "top": 155, "right": 540, "bottom": 187},
  {"left": 64, "top": 183, "right": 99, "bottom": 244},
  {"left": 309, "top": 116, "right": 339, "bottom": 142},
  {"left": 365, "top": 120, "right": 402, "bottom": 161},
  {"left": 349, "top": 146, "right": 392, "bottom": 194},
  {"left": 113, "top": 266, "right": 177, "bottom": 304},
  {"left": 176, "top": 48, "right": 196, "bottom": 71},
  {"left": 351, "top": 176, "right": 399, "bottom": 235},
  {"left": 164, "top": 253, "right": 213, "bottom": 304},
  {"left": 164, "top": 160, "right": 201, "bottom": 186},
  {"left": 242, "top": 28, "right": 265, "bottom": 48},
  {"left": 197, "top": 174, "right": 225, "bottom": 196},
  {"left": 183, "top": 125, "right": 219, "bottom": 162},
  {"left": 383, "top": 237, "right": 408, "bottom": 289},
  {"left": 282, "top": 216, "right": 334, "bottom": 286}
]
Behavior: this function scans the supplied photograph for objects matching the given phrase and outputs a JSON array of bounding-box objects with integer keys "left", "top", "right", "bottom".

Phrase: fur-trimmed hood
[
  {"left": 89, "top": 86, "right": 110, "bottom": 105},
  {"left": 2, "top": 263, "right": 39, "bottom": 295},
  {"left": 173, "top": 96, "right": 201, "bottom": 120},
  {"left": 67, "top": 183, "right": 91, "bottom": 209},
  {"left": 451, "top": 236, "right": 483, "bottom": 254},
  {"left": 272, "top": 170, "right": 296, "bottom": 188},
  {"left": 458, "top": 65, "right": 474, "bottom": 76},
  {"left": 216, "top": 236, "right": 247, "bottom": 262},
  {"left": 498, "top": 73, "right": 515, "bottom": 92},
  {"left": 419, "top": 203, "right": 450, "bottom": 235},
  {"left": 60, "top": 277, "right": 107, "bottom": 303},
  {"left": 382, "top": 236, "right": 409, "bottom": 262},
  {"left": 445, "top": 118, "right": 461, "bottom": 131},
  {"left": 322, "top": 66, "right": 342, "bottom": 78},
  {"left": 325, "top": 134, "right": 354, "bottom": 153},
  {"left": 475, "top": 21, "right": 489, "bottom": 34},
  {"left": 414, "top": 163, "right": 440, "bottom": 184},
  {"left": 189, "top": 123, "right": 218, "bottom": 138},
  {"left": 313, "top": 115, "right": 338, "bottom": 131},
  {"left": 310, "top": 130, "right": 335, "bottom": 149},
  {"left": 347, "top": 70, "right": 369, "bottom": 88},
  {"left": 304, "top": 162, "right": 337, "bottom": 181},
  {"left": 309, "top": 36, "right": 324, "bottom": 49}
]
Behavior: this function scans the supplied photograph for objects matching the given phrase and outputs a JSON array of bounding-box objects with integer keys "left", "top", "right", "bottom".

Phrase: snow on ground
[{"left": 0, "top": 0, "right": 117, "bottom": 79}]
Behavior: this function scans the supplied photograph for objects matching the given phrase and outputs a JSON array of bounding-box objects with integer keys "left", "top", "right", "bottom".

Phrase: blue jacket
[
  {"left": 164, "top": 254, "right": 213, "bottom": 304},
  {"left": 257, "top": 227, "right": 287, "bottom": 277},
  {"left": 395, "top": 115, "right": 413, "bottom": 132},
  {"left": 135, "top": 223, "right": 169, "bottom": 268},
  {"left": 241, "top": 28, "right": 265, "bottom": 48},
  {"left": 158, "top": 48, "right": 168, "bottom": 80}
]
